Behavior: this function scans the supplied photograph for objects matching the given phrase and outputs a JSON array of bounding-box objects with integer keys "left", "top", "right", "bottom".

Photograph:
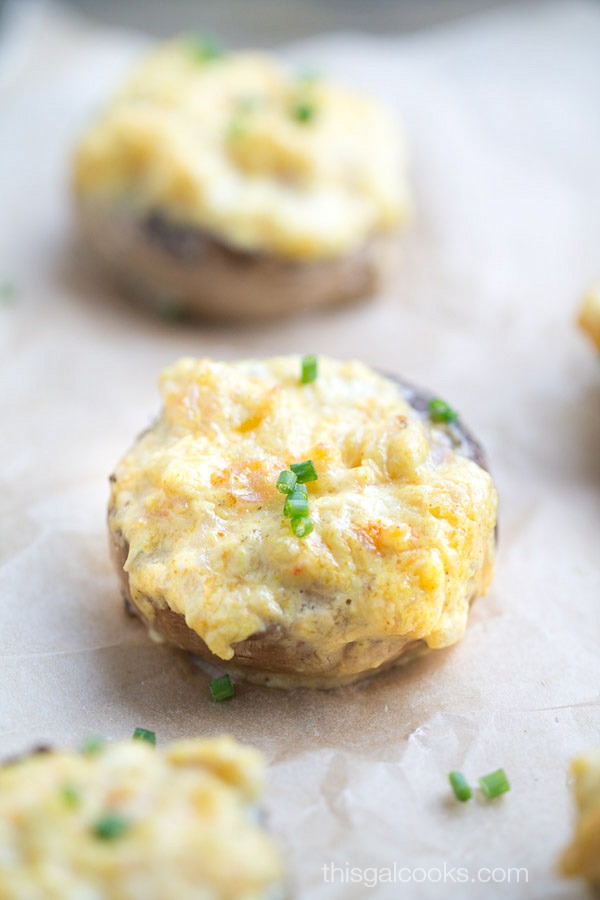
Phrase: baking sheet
[{"left": 1, "top": 1, "right": 599, "bottom": 897}]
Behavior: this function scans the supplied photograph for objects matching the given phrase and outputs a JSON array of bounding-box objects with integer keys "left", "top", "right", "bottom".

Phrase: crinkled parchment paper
[{"left": 1, "top": 2, "right": 599, "bottom": 897}]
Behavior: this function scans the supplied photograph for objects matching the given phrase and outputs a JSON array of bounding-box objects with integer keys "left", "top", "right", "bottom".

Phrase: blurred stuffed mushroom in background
[
  {"left": 73, "top": 36, "right": 411, "bottom": 319},
  {"left": 560, "top": 750, "right": 600, "bottom": 887},
  {"left": 0, "top": 734, "right": 285, "bottom": 899},
  {"left": 578, "top": 284, "right": 600, "bottom": 352}
]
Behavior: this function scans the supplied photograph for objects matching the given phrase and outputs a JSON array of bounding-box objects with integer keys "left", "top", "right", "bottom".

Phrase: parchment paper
[{"left": 1, "top": 2, "right": 599, "bottom": 897}]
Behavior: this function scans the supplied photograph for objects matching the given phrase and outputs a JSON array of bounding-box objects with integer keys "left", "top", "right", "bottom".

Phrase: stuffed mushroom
[
  {"left": 108, "top": 356, "right": 497, "bottom": 688},
  {"left": 560, "top": 750, "right": 600, "bottom": 886},
  {"left": 579, "top": 284, "right": 600, "bottom": 351},
  {"left": 73, "top": 38, "right": 410, "bottom": 319},
  {"left": 0, "top": 735, "right": 284, "bottom": 899}
]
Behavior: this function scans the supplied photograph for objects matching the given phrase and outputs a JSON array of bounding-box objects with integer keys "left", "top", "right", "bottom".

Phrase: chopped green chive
[
  {"left": 428, "top": 398, "right": 459, "bottom": 424},
  {"left": 0, "top": 280, "right": 18, "bottom": 306},
  {"left": 227, "top": 96, "right": 262, "bottom": 140},
  {"left": 478, "top": 768, "right": 510, "bottom": 799},
  {"left": 448, "top": 771, "right": 472, "bottom": 802},
  {"left": 296, "top": 68, "right": 320, "bottom": 85},
  {"left": 188, "top": 35, "right": 223, "bottom": 62},
  {"left": 156, "top": 300, "right": 186, "bottom": 323},
  {"left": 284, "top": 488, "right": 310, "bottom": 518},
  {"left": 227, "top": 116, "right": 247, "bottom": 140},
  {"left": 80, "top": 735, "right": 104, "bottom": 756},
  {"left": 292, "top": 100, "right": 315, "bottom": 123},
  {"left": 93, "top": 813, "right": 130, "bottom": 841},
  {"left": 132, "top": 727, "right": 156, "bottom": 746},
  {"left": 278, "top": 462, "right": 317, "bottom": 538},
  {"left": 276, "top": 470, "right": 297, "bottom": 495},
  {"left": 290, "top": 460, "right": 318, "bottom": 483},
  {"left": 290, "top": 517, "right": 314, "bottom": 538},
  {"left": 209, "top": 674, "right": 235, "bottom": 702},
  {"left": 301, "top": 355, "right": 318, "bottom": 384},
  {"left": 60, "top": 784, "right": 81, "bottom": 808},
  {"left": 238, "top": 95, "right": 261, "bottom": 114}
]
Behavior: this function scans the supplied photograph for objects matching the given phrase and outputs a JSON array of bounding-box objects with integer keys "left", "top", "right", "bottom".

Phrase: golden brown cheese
[
  {"left": 0, "top": 736, "right": 283, "bottom": 899},
  {"left": 74, "top": 39, "right": 410, "bottom": 260},
  {"left": 579, "top": 285, "right": 600, "bottom": 351},
  {"left": 560, "top": 750, "right": 600, "bottom": 884},
  {"left": 109, "top": 356, "right": 497, "bottom": 667}
]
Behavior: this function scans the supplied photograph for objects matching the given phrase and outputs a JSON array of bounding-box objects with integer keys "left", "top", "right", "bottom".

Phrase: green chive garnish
[
  {"left": 238, "top": 95, "right": 261, "bottom": 113},
  {"left": 279, "top": 463, "right": 316, "bottom": 537},
  {"left": 227, "top": 96, "right": 262, "bottom": 140},
  {"left": 290, "top": 460, "right": 318, "bottom": 483},
  {"left": 292, "top": 100, "right": 315, "bottom": 123},
  {"left": 290, "top": 517, "right": 313, "bottom": 538},
  {"left": 209, "top": 674, "right": 235, "bottom": 702},
  {"left": 132, "top": 727, "right": 156, "bottom": 746},
  {"left": 478, "top": 768, "right": 510, "bottom": 799},
  {"left": 428, "top": 398, "right": 459, "bottom": 424},
  {"left": 300, "top": 355, "right": 318, "bottom": 384},
  {"left": 448, "top": 771, "right": 472, "bottom": 802},
  {"left": 276, "top": 470, "right": 297, "bottom": 494},
  {"left": 0, "top": 280, "right": 18, "bottom": 306},
  {"left": 284, "top": 489, "right": 309, "bottom": 519},
  {"left": 80, "top": 735, "right": 104, "bottom": 756},
  {"left": 156, "top": 300, "right": 186, "bottom": 323},
  {"left": 93, "top": 813, "right": 130, "bottom": 841},
  {"left": 227, "top": 116, "right": 247, "bottom": 140},
  {"left": 296, "top": 68, "right": 320, "bottom": 85},
  {"left": 188, "top": 35, "right": 223, "bottom": 62},
  {"left": 60, "top": 784, "right": 81, "bottom": 808}
]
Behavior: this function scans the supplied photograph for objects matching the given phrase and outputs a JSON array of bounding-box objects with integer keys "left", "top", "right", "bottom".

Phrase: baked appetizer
[
  {"left": 560, "top": 750, "right": 600, "bottom": 885},
  {"left": 579, "top": 284, "right": 600, "bottom": 351},
  {"left": 73, "top": 37, "right": 410, "bottom": 318},
  {"left": 0, "top": 734, "right": 284, "bottom": 899},
  {"left": 108, "top": 355, "right": 497, "bottom": 688}
]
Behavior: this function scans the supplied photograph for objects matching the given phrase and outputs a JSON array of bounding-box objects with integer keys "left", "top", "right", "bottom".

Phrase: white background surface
[{"left": 1, "top": 2, "right": 599, "bottom": 897}]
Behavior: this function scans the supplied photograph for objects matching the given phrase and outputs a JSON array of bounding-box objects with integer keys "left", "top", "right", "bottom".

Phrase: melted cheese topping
[
  {"left": 0, "top": 737, "right": 283, "bottom": 899},
  {"left": 561, "top": 751, "right": 600, "bottom": 884},
  {"left": 579, "top": 285, "right": 600, "bottom": 351},
  {"left": 74, "top": 40, "right": 410, "bottom": 260},
  {"left": 109, "top": 357, "right": 497, "bottom": 663}
]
